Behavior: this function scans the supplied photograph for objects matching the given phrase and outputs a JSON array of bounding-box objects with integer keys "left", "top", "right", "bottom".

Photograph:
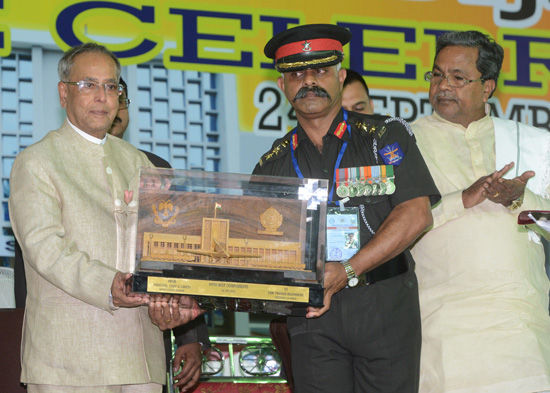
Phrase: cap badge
[{"left": 302, "top": 40, "right": 311, "bottom": 52}]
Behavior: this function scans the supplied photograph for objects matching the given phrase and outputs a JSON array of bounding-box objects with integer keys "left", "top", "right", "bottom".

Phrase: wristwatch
[{"left": 341, "top": 259, "right": 359, "bottom": 287}]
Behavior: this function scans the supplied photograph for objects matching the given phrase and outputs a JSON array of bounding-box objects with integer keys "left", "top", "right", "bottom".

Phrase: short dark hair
[
  {"left": 119, "top": 76, "right": 128, "bottom": 98},
  {"left": 344, "top": 69, "right": 370, "bottom": 97},
  {"left": 435, "top": 31, "right": 504, "bottom": 90},
  {"left": 58, "top": 42, "right": 121, "bottom": 81}
]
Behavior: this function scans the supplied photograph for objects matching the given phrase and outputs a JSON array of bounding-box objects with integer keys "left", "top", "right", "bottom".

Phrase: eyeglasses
[
  {"left": 62, "top": 80, "right": 123, "bottom": 96},
  {"left": 119, "top": 98, "right": 131, "bottom": 110},
  {"left": 424, "top": 71, "right": 485, "bottom": 88}
]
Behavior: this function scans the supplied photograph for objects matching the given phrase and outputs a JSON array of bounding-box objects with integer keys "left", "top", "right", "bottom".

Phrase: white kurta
[{"left": 411, "top": 112, "right": 550, "bottom": 393}]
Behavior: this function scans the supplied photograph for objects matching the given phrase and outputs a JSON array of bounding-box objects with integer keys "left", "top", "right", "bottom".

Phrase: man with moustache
[
  {"left": 254, "top": 24, "right": 440, "bottom": 393},
  {"left": 9, "top": 43, "right": 199, "bottom": 393},
  {"left": 342, "top": 68, "right": 374, "bottom": 115},
  {"left": 411, "top": 30, "right": 550, "bottom": 392}
]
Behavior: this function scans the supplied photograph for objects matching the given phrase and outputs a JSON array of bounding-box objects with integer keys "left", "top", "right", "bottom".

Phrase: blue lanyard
[{"left": 290, "top": 109, "right": 350, "bottom": 203}]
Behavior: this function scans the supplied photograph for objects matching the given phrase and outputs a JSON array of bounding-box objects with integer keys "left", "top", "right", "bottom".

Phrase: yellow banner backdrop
[{"left": 0, "top": 0, "right": 549, "bottom": 132}]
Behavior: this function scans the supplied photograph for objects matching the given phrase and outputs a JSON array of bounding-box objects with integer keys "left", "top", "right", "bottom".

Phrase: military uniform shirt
[{"left": 253, "top": 108, "right": 440, "bottom": 247}]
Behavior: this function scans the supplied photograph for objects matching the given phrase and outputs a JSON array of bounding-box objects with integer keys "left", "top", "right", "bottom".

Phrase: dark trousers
[{"left": 288, "top": 271, "right": 421, "bottom": 393}]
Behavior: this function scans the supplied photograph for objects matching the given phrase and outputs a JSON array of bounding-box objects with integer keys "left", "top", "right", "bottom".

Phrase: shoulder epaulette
[
  {"left": 258, "top": 139, "right": 290, "bottom": 167},
  {"left": 353, "top": 116, "right": 388, "bottom": 140},
  {"left": 384, "top": 117, "right": 413, "bottom": 136}
]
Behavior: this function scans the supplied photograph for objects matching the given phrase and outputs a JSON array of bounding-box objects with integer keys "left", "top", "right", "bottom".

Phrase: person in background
[
  {"left": 109, "top": 77, "right": 170, "bottom": 168},
  {"left": 342, "top": 68, "right": 374, "bottom": 115},
  {"left": 109, "top": 77, "right": 211, "bottom": 393},
  {"left": 411, "top": 30, "right": 550, "bottom": 393}
]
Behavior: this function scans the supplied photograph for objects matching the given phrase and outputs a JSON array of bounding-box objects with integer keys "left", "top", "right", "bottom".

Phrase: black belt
[{"left": 358, "top": 252, "right": 408, "bottom": 286}]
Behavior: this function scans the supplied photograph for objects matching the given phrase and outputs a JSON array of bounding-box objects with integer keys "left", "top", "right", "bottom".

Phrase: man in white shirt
[{"left": 411, "top": 30, "right": 550, "bottom": 393}]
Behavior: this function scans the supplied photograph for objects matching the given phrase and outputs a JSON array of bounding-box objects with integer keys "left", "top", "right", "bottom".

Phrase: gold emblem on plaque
[
  {"left": 258, "top": 207, "right": 284, "bottom": 236},
  {"left": 152, "top": 199, "right": 179, "bottom": 227}
]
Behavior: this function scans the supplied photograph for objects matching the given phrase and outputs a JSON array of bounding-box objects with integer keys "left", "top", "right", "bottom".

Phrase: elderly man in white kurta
[
  {"left": 411, "top": 31, "right": 550, "bottom": 393},
  {"left": 9, "top": 43, "right": 196, "bottom": 393}
]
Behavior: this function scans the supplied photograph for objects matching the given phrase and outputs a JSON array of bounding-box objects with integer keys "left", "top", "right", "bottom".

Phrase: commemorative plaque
[{"left": 131, "top": 168, "right": 328, "bottom": 316}]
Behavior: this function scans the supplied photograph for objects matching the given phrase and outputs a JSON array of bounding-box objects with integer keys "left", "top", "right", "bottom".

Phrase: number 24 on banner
[{"left": 253, "top": 81, "right": 297, "bottom": 135}]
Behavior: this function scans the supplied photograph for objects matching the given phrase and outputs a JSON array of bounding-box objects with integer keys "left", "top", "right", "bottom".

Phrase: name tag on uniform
[{"left": 326, "top": 207, "right": 360, "bottom": 261}]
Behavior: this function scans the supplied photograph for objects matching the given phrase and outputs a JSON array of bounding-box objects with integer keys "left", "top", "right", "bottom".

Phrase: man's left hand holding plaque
[{"left": 148, "top": 294, "right": 205, "bottom": 330}]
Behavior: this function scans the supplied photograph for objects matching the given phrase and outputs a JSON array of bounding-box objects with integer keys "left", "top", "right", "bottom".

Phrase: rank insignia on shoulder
[
  {"left": 258, "top": 139, "right": 289, "bottom": 167},
  {"left": 356, "top": 120, "right": 387, "bottom": 140},
  {"left": 379, "top": 142, "right": 404, "bottom": 166},
  {"left": 355, "top": 120, "right": 376, "bottom": 135}
]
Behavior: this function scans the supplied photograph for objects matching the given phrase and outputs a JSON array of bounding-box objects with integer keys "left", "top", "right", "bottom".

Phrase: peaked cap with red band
[{"left": 264, "top": 24, "right": 352, "bottom": 73}]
